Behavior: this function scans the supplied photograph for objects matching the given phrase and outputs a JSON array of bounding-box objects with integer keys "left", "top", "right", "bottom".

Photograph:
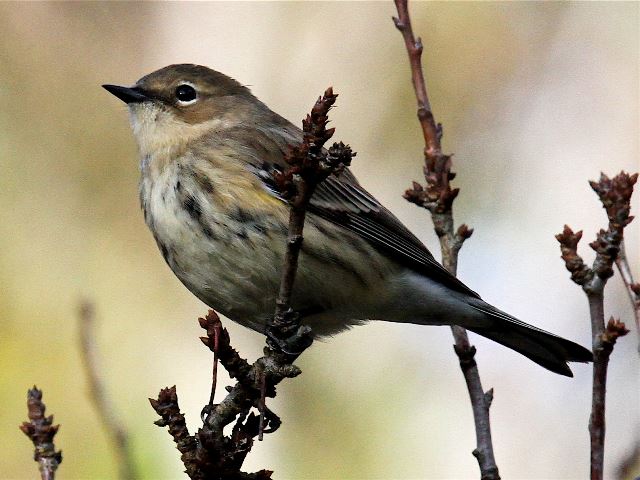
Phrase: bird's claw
[{"left": 266, "top": 323, "right": 313, "bottom": 355}]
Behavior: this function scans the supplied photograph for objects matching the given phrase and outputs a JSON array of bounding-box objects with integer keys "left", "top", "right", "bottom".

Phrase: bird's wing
[
  {"left": 239, "top": 123, "right": 480, "bottom": 299},
  {"left": 308, "top": 170, "right": 481, "bottom": 298}
]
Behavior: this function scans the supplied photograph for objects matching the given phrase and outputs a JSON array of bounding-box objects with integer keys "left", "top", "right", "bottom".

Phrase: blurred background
[{"left": 1, "top": 2, "right": 638, "bottom": 479}]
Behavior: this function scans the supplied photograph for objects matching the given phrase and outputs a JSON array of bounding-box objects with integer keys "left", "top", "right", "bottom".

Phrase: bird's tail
[{"left": 464, "top": 301, "right": 593, "bottom": 377}]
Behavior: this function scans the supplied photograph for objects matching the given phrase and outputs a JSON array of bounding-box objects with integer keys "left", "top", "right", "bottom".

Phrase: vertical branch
[
  {"left": 614, "top": 241, "right": 640, "bottom": 352},
  {"left": 19, "top": 387, "right": 62, "bottom": 480},
  {"left": 557, "top": 172, "right": 636, "bottom": 480},
  {"left": 613, "top": 239, "right": 640, "bottom": 476},
  {"left": 269, "top": 88, "right": 355, "bottom": 350},
  {"left": 587, "top": 291, "right": 608, "bottom": 475},
  {"left": 78, "top": 301, "right": 137, "bottom": 480},
  {"left": 589, "top": 314, "right": 629, "bottom": 479},
  {"left": 391, "top": 1, "right": 438, "bottom": 160},
  {"left": 392, "top": 2, "right": 498, "bottom": 479},
  {"left": 150, "top": 90, "right": 355, "bottom": 479}
]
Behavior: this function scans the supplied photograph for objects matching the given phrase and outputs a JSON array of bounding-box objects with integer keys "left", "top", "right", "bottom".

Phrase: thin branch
[
  {"left": 149, "top": 311, "right": 286, "bottom": 479},
  {"left": 150, "top": 386, "right": 206, "bottom": 480},
  {"left": 557, "top": 171, "right": 636, "bottom": 480},
  {"left": 614, "top": 241, "right": 640, "bottom": 353},
  {"left": 78, "top": 301, "right": 137, "bottom": 480},
  {"left": 19, "top": 387, "right": 62, "bottom": 480},
  {"left": 392, "top": 2, "right": 498, "bottom": 479},
  {"left": 269, "top": 87, "right": 354, "bottom": 349},
  {"left": 150, "top": 89, "right": 354, "bottom": 479},
  {"left": 613, "top": 239, "right": 640, "bottom": 478}
]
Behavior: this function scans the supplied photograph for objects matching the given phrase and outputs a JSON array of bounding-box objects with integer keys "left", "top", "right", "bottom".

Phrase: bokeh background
[{"left": 1, "top": 2, "right": 638, "bottom": 479}]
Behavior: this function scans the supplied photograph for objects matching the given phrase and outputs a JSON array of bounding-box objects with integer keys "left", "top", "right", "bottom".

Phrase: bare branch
[
  {"left": 151, "top": 89, "right": 354, "bottom": 479},
  {"left": 150, "top": 312, "right": 279, "bottom": 479},
  {"left": 557, "top": 171, "right": 637, "bottom": 480},
  {"left": 78, "top": 301, "right": 137, "bottom": 480},
  {"left": 393, "top": 1, "right": 498, "bottom": 478},
  {"left": 19, "top": 387, "right": 62, "bottom": 480},
  {"left": 149, "top": 387, "right": 208, "bottom": 480},
  {"left": 269, "top": 87, "right": 354, "bottom": 353},
  {"left": 556, "top": 226, "right": 593, "bottom": 286},
  {"left": 614, "top": 241, "right": 640, "bottom": 353}
]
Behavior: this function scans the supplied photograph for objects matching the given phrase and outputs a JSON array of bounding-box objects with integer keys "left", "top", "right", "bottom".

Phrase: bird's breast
[
  {"left": 139, "top": 156, "right": 290, "bottom": 329},
  {"left": 138, "top": 153, "right": 399, "bottom": 337}
]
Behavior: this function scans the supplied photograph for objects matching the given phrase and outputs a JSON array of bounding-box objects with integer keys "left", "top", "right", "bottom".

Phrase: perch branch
[
  {"left": 392, "top": 1, "right": 498, "bottom": 478},
  {"left": 150, "top": 89, "right": 354, "bottom": 479},
  {"left": 19, "top": 387, "right": 62, "bottom": 480},
  {"left": 556, "top": 171, "right": 636, "bottom": 480},
  {"left": 269, "top": 86, "right": 355, "bottom": 348},
  {"left": 78, "top": 301, "right": 136, "bottom": 480}
]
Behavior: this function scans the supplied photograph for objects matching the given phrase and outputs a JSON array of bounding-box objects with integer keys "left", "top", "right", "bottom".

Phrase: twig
[
  {"left": 613, "top": 239, "right": 640, "bottom": 478},
  {"left": 150, "top": 311, "right": 281, "bottom": 479},
  {"left": 150, "top": 89, "right": 354, "bottom": 479},
  {"left": 392, "top": 2, "right": 498, "bottom": 479},
  {"left": 78, "top": 301, "right": 136, "bottom": 480},
  {"left": 556, "top": 171, "right": 636, "bottom": 480},
  {"left": 614, "top": 241, "right": 640, "bottom": 353},
  {"left": 263, "top": 87, "right": 354, "bottom": 434},
  {"left": 207, "top": 319, "right": 222, "bottom": 409},
  {"left": 19, "top": 387, "right": 62, "bottom": 480},
  {"left": 150, "top": 386, "right": 207, "bottom": 480},
  {"left": 270, "top": 87, "right": 354, "bottom": 345}
]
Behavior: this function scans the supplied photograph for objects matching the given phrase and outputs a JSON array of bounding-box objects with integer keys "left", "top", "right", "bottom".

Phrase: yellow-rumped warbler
[{"left": 103, "top": 64, "right": 592, "bottom": 376}]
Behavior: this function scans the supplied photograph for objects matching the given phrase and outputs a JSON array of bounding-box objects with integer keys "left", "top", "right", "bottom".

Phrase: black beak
[{"left": 102, "top": 84, "right": 149, "bottom": 104}]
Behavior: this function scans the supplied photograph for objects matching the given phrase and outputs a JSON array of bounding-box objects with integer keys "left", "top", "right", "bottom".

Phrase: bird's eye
[{"left": 175, "top": 84, "right": 197, "bottom": 104}]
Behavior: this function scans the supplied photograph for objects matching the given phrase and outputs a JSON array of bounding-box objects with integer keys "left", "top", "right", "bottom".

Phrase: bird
[{"left": 103, "top": 64, "right": 592, "bottom": 376}]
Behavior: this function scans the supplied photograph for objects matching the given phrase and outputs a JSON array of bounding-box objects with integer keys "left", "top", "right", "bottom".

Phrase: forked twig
[
  {"left": 557, "top": 172, "right": 636, "bottom": 480},
  {"left": 392, "top": 1, "right": 498, "bottom": 478}
]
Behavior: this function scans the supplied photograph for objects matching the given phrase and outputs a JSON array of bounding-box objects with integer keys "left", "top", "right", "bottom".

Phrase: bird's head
[{"left": 103, "top": 64, "right": 256, "bottom": 156}]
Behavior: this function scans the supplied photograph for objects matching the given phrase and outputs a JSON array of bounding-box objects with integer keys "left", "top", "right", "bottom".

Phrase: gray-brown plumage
[{"left": 103, "top": 64, "right": 592, "bottom": 376}]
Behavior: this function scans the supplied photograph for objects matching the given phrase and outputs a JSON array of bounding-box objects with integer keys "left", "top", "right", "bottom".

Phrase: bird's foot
[{"left": 266, "top": 309, "right": 313, "bottom": 355}]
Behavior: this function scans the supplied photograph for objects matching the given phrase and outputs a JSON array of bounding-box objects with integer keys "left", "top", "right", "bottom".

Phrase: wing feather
[{"left": 221, "top": 123, "right": 480, "bottom": 298}]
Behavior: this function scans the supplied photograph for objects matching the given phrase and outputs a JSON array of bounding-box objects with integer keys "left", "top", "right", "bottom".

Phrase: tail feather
[{"left": 466, "top": 303, "right": 593, "bottom": 377}]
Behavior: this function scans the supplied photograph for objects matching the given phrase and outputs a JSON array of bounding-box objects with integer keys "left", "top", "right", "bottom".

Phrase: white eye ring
[{"left": 175, "top": 82, "right": 197, "bottom": 106}]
